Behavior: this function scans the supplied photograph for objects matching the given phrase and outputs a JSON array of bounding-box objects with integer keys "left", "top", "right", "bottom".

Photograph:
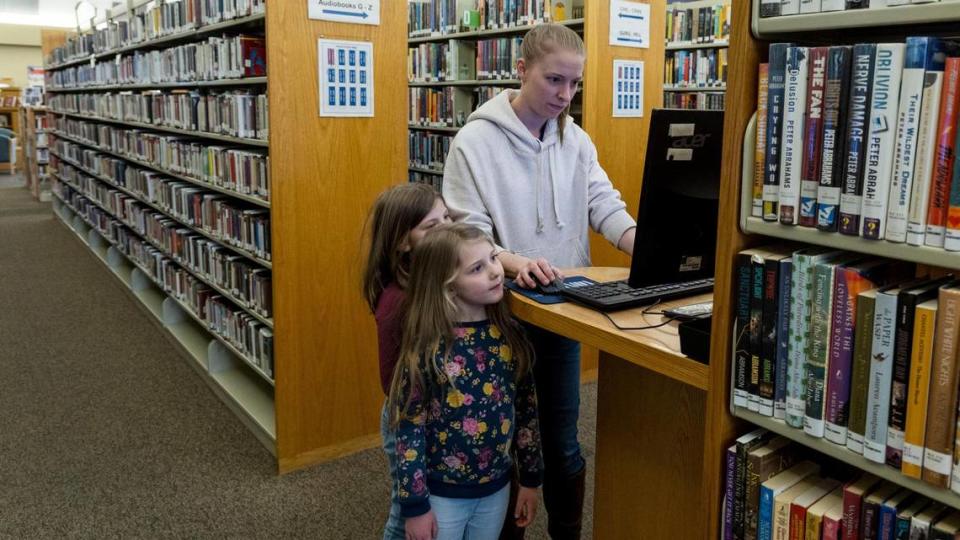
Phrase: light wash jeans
[
  {"left": 381, "top": 400, "right": 406, "bottom": 540},
  {"left": 431, "top": 484, "right": 510, "bottom": 540}
]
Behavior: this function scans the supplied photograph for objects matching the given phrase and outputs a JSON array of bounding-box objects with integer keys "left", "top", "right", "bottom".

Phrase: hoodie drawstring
[
  {"left": 536, "top": 151, "right": 544, "bottom": 232},
  {"left": 550, "top": 146, "right": 565, "bottom": 229}
]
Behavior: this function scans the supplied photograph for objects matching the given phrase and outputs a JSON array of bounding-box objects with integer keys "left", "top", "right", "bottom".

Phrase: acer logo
[{"left": 671, "top": 133, "right": 712, "bottom": 148}]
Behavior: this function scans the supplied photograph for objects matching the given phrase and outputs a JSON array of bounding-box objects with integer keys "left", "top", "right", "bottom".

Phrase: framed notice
[
  {"left": 609, "top": 0, "right": 650, "bottom": 48},
  {"left": 613, "top": 60, "right": 644, "bottom": 117},
  {"left": 318, "top": 39, "right": 374, "bottom": 117},
  {"left": 309, "top": 0, "right": 380, "bottom": 25}
]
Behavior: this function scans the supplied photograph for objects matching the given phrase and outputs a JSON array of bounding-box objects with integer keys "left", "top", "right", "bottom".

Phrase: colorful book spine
[
  {"left": 775, "top": 257, "right": 793, "bottom": 419},
  {"left": 906, "top": 45, "right": 948, "bottom": 246},
  {"left": 924, "top": 58, "right": 960, "bottom": 249},
  {"left": 923, "top": 284, "right": 960, "bottom": 488},
  {"left": 902, "top": 299, "right": 938, "bottom": 478},
  {"left": 735, "top": 250, "right": 756, "bottom": 408},
  {"left": 761, "top": 255, "right": 787, "bottom": 417},
  {"left": 886, "top": 37, "right": 947, "bottom": 243},
  {"left": 862, "top": 44, "right": 907, "bottom": 240},
  {"left": 755, "top": 64, "right": 770, "bottom": 219},
  {"left": 838, "top": 43, "right": 876, "bottom": 236},
  {"left": 736, "top": 429, "right": 775, "bottom": 539},
  {"left": 864, "top": 286, "right": 900, "bottom": 463},
  {"left": 764, "top": 43, "right": 793, "bottom": 222},
  {"left": 823, "top": 264, "right": 855, "bottom": 444},
  {"left": 944, "top": 106, "right": 960, "bottom": 251},
  {"left": 841, "top": 473, "right": 881, "bottom": 540},
  {"left": 780, "top": 47, "right": 809, "bottom": 225},
  {"left": 750, "top": 253, "right": 767, "bottom": 412},
  {"left": 724, "top": 444, "right": 737, "bottom": 540},
  {"left": 846, "top": 289, "right": 877, "bottom": 455},
  {"left": 816, "top": 46, "right": 852, "bottom": 231},
  {"left": 800, "top": 48, "right": 829, "bottom": 228}
]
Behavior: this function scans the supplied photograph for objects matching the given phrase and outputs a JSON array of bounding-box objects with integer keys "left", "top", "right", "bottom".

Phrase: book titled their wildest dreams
[
  {"left": 861, "top": 43, "right": 906, "bottom": 240},
  {"left": 816, "top": 46, "right": 852, "bottom": 231},
  {"left": 763, "top": 43, "right": 793, "bottom": 222},
  {"left": 838, "top": 43, "right": 876, "bottom": 236},
  {"left": 779, "top": 46, "right": 809, "bottom": 225}
]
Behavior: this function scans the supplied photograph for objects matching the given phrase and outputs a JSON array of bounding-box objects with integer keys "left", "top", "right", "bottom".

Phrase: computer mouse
[{"left": 533, "top": 280, "right": 563, "bottom": 295}]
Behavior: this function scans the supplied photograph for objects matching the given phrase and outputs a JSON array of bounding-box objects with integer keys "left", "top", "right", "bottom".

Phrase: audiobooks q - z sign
[{"left": 309, "top": 0, "right": 380, "bottom": 26}]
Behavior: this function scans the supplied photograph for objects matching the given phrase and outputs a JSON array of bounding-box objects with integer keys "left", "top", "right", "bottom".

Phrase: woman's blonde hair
[
  {"left": 361, "top": 183, "right": 442, "bottom": 312},
  {"left": 388, "top": 223, "right": 534, "bottom": 426},
  {"left": 520, "top": 22, "right": 585, "bottom": 143}
]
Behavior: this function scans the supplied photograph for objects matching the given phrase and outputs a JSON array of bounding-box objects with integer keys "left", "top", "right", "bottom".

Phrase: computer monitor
[{"left": 628, "top": 108, "right": 724, "bottom": 288}]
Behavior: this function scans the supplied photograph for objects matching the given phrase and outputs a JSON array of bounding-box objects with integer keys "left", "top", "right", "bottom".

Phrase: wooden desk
[{"left": 508, "top": 267, "right": 713, "bottom": 539}]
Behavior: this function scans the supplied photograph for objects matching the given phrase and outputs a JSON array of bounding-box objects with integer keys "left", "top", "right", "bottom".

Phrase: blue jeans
[
  {"left": 431, "top": 484, "right": 510, "bottom": 540},
  {"left": 526, "top": 323, "right": 585, "bottom": 477},
  {"left": 381, "top": 400, "right": 406, "bottom": 540}
]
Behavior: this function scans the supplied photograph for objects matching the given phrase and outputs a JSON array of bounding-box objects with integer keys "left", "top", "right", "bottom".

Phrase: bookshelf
[
  {"left": 20, "top": 106, "right": 51, "bottom": 201},
  {"left": 45, "top": 0, "right": 408, "bottom": 473},
  {"left": 707, "top": 0, "right": 960, "bottom": 534},
  {"left": 663, "top": 0, "right": 730, "bottom": 111},
  {"left": 0, "top": 86, "right": 23, "bottom": 173}
]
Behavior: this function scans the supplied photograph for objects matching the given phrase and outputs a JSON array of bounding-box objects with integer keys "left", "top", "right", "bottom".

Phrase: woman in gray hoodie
[{"left": 442, "top": 23, "right": 637, "bottom": 540}]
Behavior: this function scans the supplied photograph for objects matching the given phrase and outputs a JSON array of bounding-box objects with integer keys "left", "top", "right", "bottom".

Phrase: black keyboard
[{"left": 559, "top": 277, "right": 714, "bottom": 312}]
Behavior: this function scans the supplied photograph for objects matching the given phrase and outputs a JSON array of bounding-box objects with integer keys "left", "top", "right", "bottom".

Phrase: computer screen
[{"left": 628, "top": 108, "right": 724, "bottom": 288}]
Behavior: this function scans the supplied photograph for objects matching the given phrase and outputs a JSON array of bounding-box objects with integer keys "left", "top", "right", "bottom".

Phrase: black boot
[
  {"left": 498, "top": 473, "right": 526, "bottom": 540},
  {"left": 542, "top": 465, "right": 587, "bottom": 540}
]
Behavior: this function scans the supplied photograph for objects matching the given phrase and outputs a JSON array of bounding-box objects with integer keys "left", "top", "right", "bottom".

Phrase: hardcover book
[
  {"left": 816, "top": 46, "right": 853, "bottom": 231},
  {"left": 838, "top": 43, "right": 876, "bottom": 236}
]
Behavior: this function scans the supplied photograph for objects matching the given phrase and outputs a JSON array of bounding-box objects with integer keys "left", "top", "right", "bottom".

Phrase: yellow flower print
[
  {"left": 478, "top": 421, "right": 488, "bottom": 434},
  {"left": 500, "top": 344, "right": 512, "bottom": 362},
  {"left": 446, "top": 390, "right": 465, "bottom": 408},
  {"left": 483, "top": 382, "right": 494, "bottom": 396},
  {"left": 501, "top": 419, "right": 511, "bottom": 435},
  {"left": 438, "top": 431, "right": 448, "bottom": 443},
  {"left": 489, "top": 325, "right": 501, "bottom": 339},
  {"left": 404, "top": 448, "right": 418, "bottom": 461}
]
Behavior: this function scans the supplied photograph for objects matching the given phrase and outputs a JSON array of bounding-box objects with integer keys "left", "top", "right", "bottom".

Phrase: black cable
[{"left": 601, "top": 300, "right": 680, "bottom": 331}]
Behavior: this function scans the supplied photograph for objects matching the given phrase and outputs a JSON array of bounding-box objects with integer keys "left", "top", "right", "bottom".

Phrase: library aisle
[{"left": 0, "top": 182, "right": 597, "bottom": 535}]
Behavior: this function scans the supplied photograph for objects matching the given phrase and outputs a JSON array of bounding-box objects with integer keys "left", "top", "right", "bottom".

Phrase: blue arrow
[
  {"left": 617, "top": 37, "right": 644, "bottom": 43},
  {"left": 619, "top": 13, "right": 644, "bottom": 19},
  {"left": 323, "top": 8, "right": 368, "bottom": 18}
]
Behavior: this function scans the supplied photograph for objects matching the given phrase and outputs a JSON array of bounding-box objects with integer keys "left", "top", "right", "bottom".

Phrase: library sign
[{"left": 309, "top": 0, "right": 380, "bottom": 26}]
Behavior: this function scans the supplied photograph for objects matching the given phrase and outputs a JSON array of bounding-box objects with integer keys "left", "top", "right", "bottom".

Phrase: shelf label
[
  {"left": 318, "top": 39, "right": 375, "bottom": 117},
  {"left": 609, "top": 0, "right": 649, "bottom": 49},
  {"left": 309, "top": 0, "right": 380, "bottom": 26},
  {"left": 613, "top": 59, "right": 644, "bottom": 118}
]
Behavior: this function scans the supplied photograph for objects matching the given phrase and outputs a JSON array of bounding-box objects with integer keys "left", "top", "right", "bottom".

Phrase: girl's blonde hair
[
  {"left": 361, "top": 183, "right": 442, "bottom": 312},
  {"left": 520, "top": 22, "right": 585, "bottom": 143},
  {"left": 388, "top": 223, "right": 534, "bottom": 425}
]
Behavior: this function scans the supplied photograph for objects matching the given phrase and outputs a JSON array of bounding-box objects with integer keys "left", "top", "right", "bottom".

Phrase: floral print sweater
[{"left": 394, "top": 320, "right": 543, "bottom": 518}]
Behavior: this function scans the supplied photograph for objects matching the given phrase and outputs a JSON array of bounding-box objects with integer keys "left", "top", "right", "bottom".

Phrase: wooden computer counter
[{"left": 507, "top": 267, "right": 714, "bottom": 539}]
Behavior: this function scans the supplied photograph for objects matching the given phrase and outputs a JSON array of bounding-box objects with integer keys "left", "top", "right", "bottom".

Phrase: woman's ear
[
  {"left": 516, "top": 58, "right": 527, "bottom": 81},
  {"left": 398, "top": 234, "right": 412, "bottom": 253}
]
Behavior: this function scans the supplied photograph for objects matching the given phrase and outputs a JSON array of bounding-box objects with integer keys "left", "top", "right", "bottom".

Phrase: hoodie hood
[{"left": 466, "top": 90, "right": 566, "bottom": 232}]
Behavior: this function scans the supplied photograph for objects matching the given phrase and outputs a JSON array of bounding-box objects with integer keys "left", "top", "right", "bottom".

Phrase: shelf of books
[
  {"left": 20, "top": 107, "right": 51, "bottom": 202},
  {"left": 406, "top": 0, "right": 586, "bottom": 188},
  {"left": 752, "top": 0, "right": 960, "bottom": 38},
  {"left": 663, "top": 0, "right": 730, "bottom": 111},
  {"left": 44, "top": 0, "right": 275, "bottom": 452},
  {"left": 713, "top": 1, "right": 960, "bottom": 537}
]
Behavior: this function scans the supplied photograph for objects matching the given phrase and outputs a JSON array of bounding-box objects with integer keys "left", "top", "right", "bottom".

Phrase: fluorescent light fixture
[{"left": 0, "top": 11, "right": 78, "bottom": 27}]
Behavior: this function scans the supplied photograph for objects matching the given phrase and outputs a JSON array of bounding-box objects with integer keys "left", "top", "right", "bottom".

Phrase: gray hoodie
[{"left": 442, "top": 90, "right": 636, "bottom": 268}]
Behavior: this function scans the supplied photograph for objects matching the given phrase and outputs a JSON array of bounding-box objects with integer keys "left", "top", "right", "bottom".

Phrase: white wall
[{"left": 0, "top": 24, "right": 42, "bottom": 88}]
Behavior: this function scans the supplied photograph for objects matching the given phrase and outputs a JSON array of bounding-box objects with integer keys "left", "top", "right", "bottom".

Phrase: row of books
[
  {"left": 51, "top": 117, "right": 270, "bottom": 202},
  {"left": 52, "top": 150, "right": 270, "bottom": 264},
  {"left": 408, "top": 37, "right": 524, "bottom": 82},
  {"left": 725, "top": 428, "right": 960, "bottom": 540},
  {"left": 665, "top": 48, "right": 729, "bottom": 88},
  {"left": 410, "top": 132, "right": 452, "bottom": 173},
  {"left": 478, "top": 37, "right": 524, "bottom": 81},
  {"left": 753, "top": 38, "right": 960, "bottom": 252},
  {"left": 410, "top": 87, "right": 473, "bottom": 128},
  {"left": 48, "top": 90, "right": 269, "bottom": 141},
  {"left": 664, "top": 90, "right": 726, "bottom": 110},
  {"left": 1, "top": 95, "right": 19, "bottom": 108},
  {"left": 734, "top": 245, "right": 960, "bottom": 491},
  {"left": 53, "top": 180, "right": 273, "bottom": 375},
  {"left": 46, "top": 34, "right": 266, "bottom": 90},
  {"left": 52, "top": 169, "right": 272, "bottom": 319},
  {"left": 407, "top": 0, "right": 555, "bottom": 37},
  {"left": 48, "top": 0, "right": 265, "bottom": 66},
  {"left": 410, "top": 170, "right": 444, "bottom": 191},
  {"left": 759, "top": 0, "right": 953, "bottom": 18},
  {"left": 665, "top": 3, "right": 731, "bottom": 45}
]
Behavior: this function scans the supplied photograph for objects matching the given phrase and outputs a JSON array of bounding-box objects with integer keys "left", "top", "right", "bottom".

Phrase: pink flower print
[
  {"left": 455, "top": 327, "right": 467, "bottom": 338},
  {"left": 491, "top": 385, "right": 503, "bottom": 402},
  {"left": 443, "top": 454, "right": 463, "bottom": 469},
  {"left": 462, "top": 393, "right": 475, "bottom": 406},
  {"left": 429, "top": 399, "right": 442, "bottom": 419},
  {"left": 412, "top": 469, "right": 427, "bottom": 495},
  {"left": 516, "top": 427, "right": 533, "bottom": 449},
  {"left": 477, "top": 447, "right": 493, "bottom": 470},
  {"left": 445, "top": 360, "right": 462, "bottom": 378},
  {"left": 463, "top": 417, "right": 479, "bottom": 436}
]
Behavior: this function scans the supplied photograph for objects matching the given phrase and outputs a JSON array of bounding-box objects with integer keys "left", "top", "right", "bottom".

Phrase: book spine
[
  {"left": 759, "top": 485, "right": 775, "bottom": 540},
  {"left": 864, "top": 290, "right": 897, "bottom": 463},
  {"left": 764, "top": 43, "right": 791, "bottom": 222},
  {"left": 761, "top": 257, "right": 782, "bottom": 416},
  {"left": 724, "top": 445, "right": 737, "bottom": 540},
  {"left": 906, "top": 56, "right": 947, "bottom": 246},
  {"left": 775, "top": 258, "right": 793, "bottom": 419},
  {"left": 805, "top": 263, "right": 836, "bottom": 437},
  {"left": 787, "top": 252, "right": 813, "bottom": 428},
  {"left": 887, "top": 292, "right": 919, "bottom": 468},
  {"left": 750, "top": 254, "right": 766, "bottom": 412},
  {"left": 887, "top": 37, "right": 945, "bottom": 243},
  {"left": 841, "top": 486, "right": 863, "bottom": 540},
  {"left": 817, "top": 46, "right": 852, "bottom": 231},
  {"left": 790, "top": 503, "right": 807, "bottom": 540},
  {"left": 902, "top": 300, "right": 938, "bottom": 478},
  {"left": 824, "top": 266, "right": 855, "bottom": 444},
  {"left": 879, "top": 505, "right": 899, "bottom": 539},
  {"left": 862, "top": 44, "right": 907, "bottom": 240},
  {"left": 838, "top": 44, "right": 876, "bottom": 236},
  {"left": 805, "top": 510, "right": 823, "bottom": 540},
  {"left": 846, "top": 291, "right": 877, "bottom": 454},
  {"left": 862, "top": 499, "right": 881, "bottom": 539},
  {"left": 755, "top": 64, "right": 770, "bottom": 218},
  {"left": 896, "top": 515, "right": 913, "bottom": 540},
  {"left": 822, "top": 514, "right": 841, "bottom": 540},
  {"left": 735, "top": 252, "right": 754, "bottom": 408},
  {"left": 780, "top": 47, "right": 809, "bottom": 225},
  {"left": 924, "top": 58, "right": 960, "bottom": 249},
  {"left": 800, "top": 0, "right": 822, "bottom": 14},
  {"left": 800, "top": 48, "right": 829, "bottom": 228},
  {"left": 782, "top": 0, "right": 801, "bottom": 16},
  {"left": 944, "top": 91, "right": 960, "bottom": 251},
  {"left": 747, "top": 452, "right": 764, "bottom": 540},
  {"left": 923, "top": 287, "right": 960, "bottom": 488}
]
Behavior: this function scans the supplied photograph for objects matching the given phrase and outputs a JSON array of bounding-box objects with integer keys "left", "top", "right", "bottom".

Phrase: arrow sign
[
  {"left": 617, "top": 37, "right": 644, "bottom": 44},
  {"left": 322, "top": 8, "right": 368, "bottom": 19},
  {"left": 310, "top": 1, "right": 380, "bottom": 25},
  {"left": 618, "top": 13, "right": 644, "bottom": 20},
  {"left": 609, "top": 0, "right": 649, "bottom": 49}
]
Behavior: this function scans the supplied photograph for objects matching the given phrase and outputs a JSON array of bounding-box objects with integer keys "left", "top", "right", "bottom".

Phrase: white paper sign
[
  {"left": 609, "top": 0, "right": 650, "bottom": 48},
  {"left": 613, "top": 60, "right": 644, "bottom": 117},
  {"left": 309, "top": 0, "right": 380, "bottom": 25},
  {"left": 318, "top": 39, "right": 375, "bottom": 117}
]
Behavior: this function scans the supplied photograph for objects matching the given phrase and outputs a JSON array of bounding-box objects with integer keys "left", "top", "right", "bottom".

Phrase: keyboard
[{"left": 559, "top": 277, "right": 714, "bottom": 312}]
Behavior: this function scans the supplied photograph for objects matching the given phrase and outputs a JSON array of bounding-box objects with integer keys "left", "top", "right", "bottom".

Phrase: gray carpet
[{"left": 0, "top": 178, "right": 596, "bottom": 539}]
